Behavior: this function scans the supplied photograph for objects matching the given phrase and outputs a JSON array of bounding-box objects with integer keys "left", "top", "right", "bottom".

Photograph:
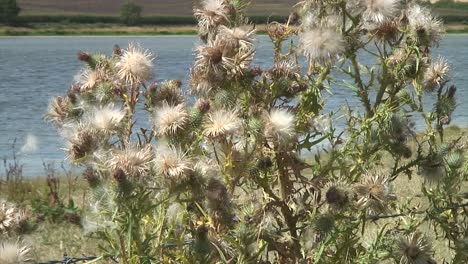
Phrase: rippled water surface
[{"left": 0, "top": 36, "right": 467, "bottom": 175}]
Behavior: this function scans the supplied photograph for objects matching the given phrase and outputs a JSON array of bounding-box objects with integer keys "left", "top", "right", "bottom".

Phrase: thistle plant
[{"left": 47, "top": 0, "right": 467, "bottom": 263}]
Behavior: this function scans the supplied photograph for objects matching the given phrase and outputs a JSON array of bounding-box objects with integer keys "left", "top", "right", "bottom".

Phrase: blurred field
[{"left": 17, "top": 0, "right": 297, "bottom": 16}]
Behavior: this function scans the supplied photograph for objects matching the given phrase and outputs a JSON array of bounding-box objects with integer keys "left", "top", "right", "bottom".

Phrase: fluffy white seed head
[
  {"left": 264, "top": 109, "right": 296, "bottom": 143},
  {"left": 423, "top": 57, "right": 449, "bottom": 92},
  {"left": 362, "top": 0, "right": 399, "bottom": 27},
  {"left": 153, "top": 103, "right": 188, "bottom": 136},
  {"left": 76, "top": 68, "right": 104, "bottom": 92},
  {"left": 406, "top": 4, "right": 443, "bottom": 45},
  {"left": 154, "top": 145, "right": 191, "bottom": 181},
  {"left": 116, "top": 43, "right": 154, "bottom": 85},
  {"left": 354, "top": 174, "right": 395, "bottom": 215},
  {"left": 0, "top": 241, "right": 32, "bottom": 264},
  {"left": 0, "top": 203, "right": 16, "bottom": 232},
  {"left": 299, "top": 28, "right": 345, "bottom": 65},
  {"left": 108, "top": 145, "right": 154, "bottom": 178},
  {"left": 203, "top": 108, "right": 242, "bottom": 140},
  {"left": 194, "top": 0, "right": 231, "bottom": 36},
  {"left": 20, "top": 134, "right": 39, "bottom": 154},
  {"left": 217, "top": 26, "right": 256, "bottom": 52},
  {"left": 86, "top": 104, "right": 126, "bottom": 134}
]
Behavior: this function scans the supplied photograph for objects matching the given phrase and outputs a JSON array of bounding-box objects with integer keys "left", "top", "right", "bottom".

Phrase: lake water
[{"left": 0, "top": 35, "right": 467, "bottom": 176}]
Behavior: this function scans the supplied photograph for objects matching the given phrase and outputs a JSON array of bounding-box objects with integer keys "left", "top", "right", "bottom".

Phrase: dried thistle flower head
[
  {"left": 0, "top": 241, "right": 33, "bottom": 264},
  {"left": 299, "top": 27, "right": 345, "bottom": 66},
  {"left": 76, "top": 68, "right": 106, "bottom": 92},
  {"left": 67, "top": 128, "right": 98, "bottom": 162},
  {"left": 203, "top": 108, "right": 242, "bottom": 140},
  {"left": 354, "top": 173, "right": 394, "bottom": 215},
  {"left": 153, "top": 103, "right": 189, "bottom": 136},
  {"left": 267, "top": 21, "right": 287, "bottom": 39},
  {"left": 268, "top": 60, "right": 300, "bottom": 80},
  {"left": 46, "top": 96, "right": 71, "bottom": 125},
  {"left": 373, "top": 20, "right": 401, "bottom": 42},
  {"left": 146, "top": 80, "right": 184, "bottom": 107},
  {"left": 397, "top": 232, "right": 435, "bottom": 264},
  {"left": 86, "top": 104, "right": 126, "bottom": 134},
  {"left": 154, "top": 145, "right": 191, "bottom": 182},
  {"left": 419, "top": 153, "right": 444, "bottom": 184},
  {"left": 194, "top": 0, "right": 231, "bottom": 37},
  {"left": 406, "top": 4, "right": 443, "bottom": 46},
  {"left": 116, "top": 43, "right": 154, "bottom": 85},
  {"left": 108, "top": 145, "right": 154, "bottom": 178},
  {"left": 422, "top": 57, "right": 449, "bottom": 92},
  {"left": 0, "top": 203, "right": 16, "bottom": 232},
  {"left": 323, "top": 180, "right": 351, "bottom": 211},
  {"left": 217, "top": 26, "right": 255, "bottom": 52},
  {"left": 264, "top": 108, "right": 296, "bottom": 143},
  {"left": 362, "top": 0, "right": 400, "bottom": 27},
  {"left": 194, "top": 40, "right": 227, "bottom": 75},
  {"left": 190, "top": 69, "right": 220, "bottom": 96}
]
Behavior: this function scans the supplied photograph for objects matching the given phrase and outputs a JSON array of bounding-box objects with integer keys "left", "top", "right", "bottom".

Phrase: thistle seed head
[
  {"left": 422, "top": 57, "right": 449, "bottom": 92},
  {"left": 397, "top": 232, "right": 434, "bottom": 264},
  {"left": 116, "top": 43, "right": 154, "bottom": 85},
  {"left": 108, "top": 145, "right": 154, "bottom": 178},
  {"left": 154, "top": 145, "right": 192, "bottom": 182},
  {"left": 203, "top": 108, "right": 242, "bottom": 140},
  {"left": 354, "top": 173, "right": 395, "bottom": 215},
  {"left": 0, "top": 241, "right": 33, "bottom": 264},
  {"left": 362, "top": 0, "right": 400, "bottom": 28},
  {"left": 153, "top": 103, "right": 189, "bottom": 136},
  {"left": 0, "top": 203, "right": 16, "bottom": 232},
  {"left": 264, "top": 108, "right": 296, "bottom": 143},
  {"left": 299, "top": 27, "right": 345, "bottom": 66},
  {"left": 86, "top": 104, "right": 126, "bottom": 134}
]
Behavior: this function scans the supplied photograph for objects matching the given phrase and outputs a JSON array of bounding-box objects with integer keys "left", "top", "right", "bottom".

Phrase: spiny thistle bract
[{"left": 43, "top": 0, "right": 467, "bottom": 263}]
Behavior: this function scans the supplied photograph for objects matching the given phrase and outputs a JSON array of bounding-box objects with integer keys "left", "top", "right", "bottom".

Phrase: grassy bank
[{"left": 2, "top": 23, "right": 468, "bottom": 36}]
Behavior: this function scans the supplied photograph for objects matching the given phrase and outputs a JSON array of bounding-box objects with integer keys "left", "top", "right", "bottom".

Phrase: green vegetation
[
  {"left": 120, "top": 1, "right": 142, "bottom": 26},
  {"left": 430, "top": 0, "right": 468, "bottom": 11},
  {"left": 0, "top": 0, "right": 20, "bottom": 24}
]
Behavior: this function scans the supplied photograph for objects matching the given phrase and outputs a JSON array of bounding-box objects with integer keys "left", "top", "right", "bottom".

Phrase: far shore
[{"left": 2, "top": 23, "right": 468, "bottom": 36}]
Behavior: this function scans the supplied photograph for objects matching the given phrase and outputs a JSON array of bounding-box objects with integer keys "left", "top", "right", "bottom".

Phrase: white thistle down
[
  {"left": 194, "top": 0, "right": 231, "bottom": 36},
  {"left": 107, "top": 145, "right": 154, "bottom": 178},
  {"left": 362, "top": 0, "right": 400, "bottom": 27},
  {"left": 153, "top": 103, "right": 189, "bottom": 136},
  {"left": 354, "top": 174, "right": 395, "bottom": 215},
  {"left": 0, "top": 241, "right": 32, "bottom": 264},
  {"left": 217, "top": 26, "right": 256, "bottom": 52},
  {"left": 86, "top": 104, "right": 126, "bottom": 134},
  {"left": 406, "top": 4, "right": 443, "bottom": 45},
  {"left": 154, "top": 145, "right": 192, "bottom": 181},
  {"left": 75, "top": 68, "right": 104, "bottom": 92},
  {"left": 0, "top": 202, "right": 16, "bottom": 232},
  {"left": 116, "top": 43, "right": 154, "bottom": 85},
  {"left": 423, "top": 57, "right": 450, "bottom": 92},
  {"left": 264, "top": 108, "right": 296, "bottom": 143},
  {"left": 20, "top": 134, "right": 39, "bottom": 154},
  {"left": 203, "top": 108, "right": 242, "bottom": 140},
  {"left": 299, "top": 28, "right": 345, "bottom": 65}
]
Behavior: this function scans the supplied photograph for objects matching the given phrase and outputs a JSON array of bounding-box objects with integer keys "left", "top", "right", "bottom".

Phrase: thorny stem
[
  {"left": 273, "top": 144, "right": 301, "bottom": 258},
  {"left": 350, "top": 54, "right": 373, "bottom": 117}
]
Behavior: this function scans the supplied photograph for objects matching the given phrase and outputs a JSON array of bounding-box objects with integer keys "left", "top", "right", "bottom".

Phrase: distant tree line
[{"left": 0, "top": 0, "right": 20, "bottom": 24}]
